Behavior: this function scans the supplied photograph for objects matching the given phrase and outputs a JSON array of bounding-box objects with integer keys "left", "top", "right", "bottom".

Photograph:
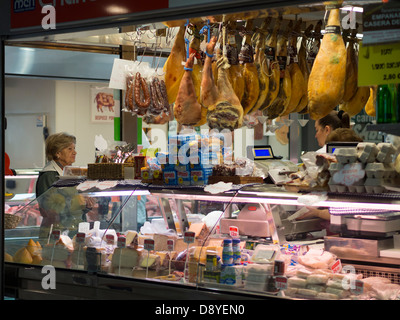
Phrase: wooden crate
[{"left": 87, "top": 163, "right": 134, "bottom": 180}]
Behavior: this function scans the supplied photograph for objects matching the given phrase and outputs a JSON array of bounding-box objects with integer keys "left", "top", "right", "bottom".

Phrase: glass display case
[{"left": 5, "top": 178, "right": 400, "bottom": 300}]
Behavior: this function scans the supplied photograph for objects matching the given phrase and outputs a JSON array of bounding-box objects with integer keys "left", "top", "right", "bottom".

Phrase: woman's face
[
  {"left": 315, "top": 121, "right": 331, "bottom": 147},
  {"left": 56, "top": 143, "right": 77, "bottom": 167}
]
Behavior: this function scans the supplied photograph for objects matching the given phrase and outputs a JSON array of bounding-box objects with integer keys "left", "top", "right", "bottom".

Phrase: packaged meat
[
  {"left": 287, "top": 276, "right": 307, "bottom": 288},
  {"left": 306, "top": 274, "right": 329, "bottom": 285}
]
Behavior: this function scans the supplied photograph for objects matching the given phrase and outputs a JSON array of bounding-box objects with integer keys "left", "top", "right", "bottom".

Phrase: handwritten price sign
[{"left": 333, "top": 163, "right": 365, "bottom": 186}]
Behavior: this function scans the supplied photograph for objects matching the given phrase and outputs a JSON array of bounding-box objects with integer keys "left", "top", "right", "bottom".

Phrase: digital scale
[
  {"left": 247, "top": 145, "right": 298, "bottom": 184},
  {"left": 326, "top": 141, "right": 359, "bottom": 154}
]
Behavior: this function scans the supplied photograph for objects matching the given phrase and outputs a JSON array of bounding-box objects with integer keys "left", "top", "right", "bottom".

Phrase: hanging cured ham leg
[
  {"left": 163, "top": 25, "right": 186, "bottom": 104},
  {"left": 308, "top": 6, "right": 347, "bottom": 120},
  {"left": 201, "top": 36, "right": 243, "bottom": 131},
  {"left": 173, "top": 53, "right": 202, "bottom": 125}
]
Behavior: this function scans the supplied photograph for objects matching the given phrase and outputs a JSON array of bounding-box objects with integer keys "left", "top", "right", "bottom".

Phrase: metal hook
[
  {"left": 138, "top": 45, "right": 147, "bottom": 65},
  {"left": 155, "top": 49, "right": 164, "bottom": 75}
]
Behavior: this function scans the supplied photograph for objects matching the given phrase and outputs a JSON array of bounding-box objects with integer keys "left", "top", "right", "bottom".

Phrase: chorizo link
[
  {"left": 152, "top": 78, "right": 164, "bottom": 112},
  {"left": 134, "top": 72, "right": 151, "bottom": 109},
  {"left": 148, "top": 81, "right": 161, "bottom": 114},
  {"left": 125, "top": 76, "right": 134, "bottom": 111},
  {"left": 159, "top": 79, "right": 170, "bottom": 110}
]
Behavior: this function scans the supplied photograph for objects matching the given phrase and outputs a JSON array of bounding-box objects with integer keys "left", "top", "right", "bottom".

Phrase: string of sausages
[{"left": 125, "top": 72, "right": 172, "bottom": 124}]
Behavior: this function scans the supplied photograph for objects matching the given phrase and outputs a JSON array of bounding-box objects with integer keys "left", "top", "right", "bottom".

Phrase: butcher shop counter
[{"left": 4, "top": 179, "right": 400, "bottom": 300}]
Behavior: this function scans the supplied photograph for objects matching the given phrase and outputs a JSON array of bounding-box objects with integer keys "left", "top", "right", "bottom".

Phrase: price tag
[
  {"left": 359, "top": 41, "right": 400, "bottom": 86},
  {"left": 51, "top": 230, "right": 60, "bottom": 242},
  {"left": 76, "top": 232, "right": 86, "bottom": 245},
  {"left": 96, "top": 180, "right": 118, "bottom": 190},
  {"left": 78, "top": 222, "right": 90, "bottom": 234},
  {"left": 184, "top": 231, "right": 195, "bottom": 244},
  {"left": 167, "top": 239, "right": 175, "bottom": 251},
  {"left": 76, "top": 180, "right": 99, "bottom": 192},
  {"left": 144, "top": 239, "right": 155, "bottom": 251},
  {"left": 229, "top": 226, "right": 239, "bottom": 237},
  {"left": 105, "top": 234, "right": 115, "bottom": 245},
  {"left": 117, "top": 236, "right": 126, "bottom": 248},
  {"left": 331, "top": 259, "right": 342, "bottom": 273},
  {"left": 351, "top": 279, "right": 364, "bottom": 295},
  {"left": 275, "top": 276, "right": 288, "bottom": 290}
]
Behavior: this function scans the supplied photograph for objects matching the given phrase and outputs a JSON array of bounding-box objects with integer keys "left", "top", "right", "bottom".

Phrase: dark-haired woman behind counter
[{"left": 314, "top": 110, "right": 351, "bottom": 153}]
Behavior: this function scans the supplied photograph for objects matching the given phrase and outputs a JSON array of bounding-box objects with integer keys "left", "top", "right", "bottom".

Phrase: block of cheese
[
  {"left": 14, "top": 247, "right": 33, "bottom": 264},
  {"left": 155, "top": 251, "right": 176, "bottom": 268},
  {"left": 189, "top": 246, "right": 207, "bottom": 264},
  {"left": 42, "top": 235, "right": 74, "bottom": 266},
  {"left": 140, "top": 253, "right": 161, "bottom": 269},
  {"left": 112, "top": 247, "right": 140, "bottom": 269},
  {"left": 70, "top": 246, "right": 112, "bottom": 271},
  {"left": 125, "top": 230, "right": 138, "bottom": 246},
  {"left": 189, "top": 222, "right": 209, "bottom": 240},
  {"left": 153, "top": 233, "right": 178, "bottom": 251},
  {"left": 57, "top": 235, "right": 74, "bottom": 251}
]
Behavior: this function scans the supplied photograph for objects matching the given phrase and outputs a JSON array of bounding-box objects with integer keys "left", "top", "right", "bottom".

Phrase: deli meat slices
[{"left": 307, "top": 6, "right": 347, "bottom": 120}]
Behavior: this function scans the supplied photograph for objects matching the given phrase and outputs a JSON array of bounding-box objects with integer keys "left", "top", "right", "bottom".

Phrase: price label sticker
[
  {"left": 76, "top": 232, "right": 86, "bottom": 244},
  {"left": 229, "top": 226, "right": 239, "bottom": 237},
  {"left": 275, "top": 276, "right": 288, "bottom": 290},
  {"left": 105, "top": 234, "right": 115, "bottom": 245},
  {"left": 167, "top": 239, "right": 175, "bottom": 251},
  {"left": 351, "top": 280, "right": 364, "bottom": 295},
  {"left": 184, "top": 231, "right": 195, "bottom": 244},
  {"left": 117, "top": 236, "right": 126, "bottom": 248},
  {"left": 78, "top": 222, "right": 90, "bottom": 234},
  {"left": 331, "top": 259, "right": 342, "bottom": 273},
  {"left": 51, "top": 230, "right": 61, "bottom": 242},
  {"left": 144, "top": 239, "right": 155, "bottom": 251}
]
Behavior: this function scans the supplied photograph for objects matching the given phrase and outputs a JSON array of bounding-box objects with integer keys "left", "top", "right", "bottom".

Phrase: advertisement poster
[
  {"left": 91, "top": 87, "right": 119, "bottom": 123},
  {"left": 362, "top": 3, "right": 400, "bottom": 45}
]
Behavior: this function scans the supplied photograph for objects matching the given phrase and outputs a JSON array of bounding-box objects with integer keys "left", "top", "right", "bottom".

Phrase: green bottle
[
  {"left": 396, "top": 84, "right": 400, "bottom": 123},
  {"left": 377, "top": 84, "right": 396, "bottom": 123}
]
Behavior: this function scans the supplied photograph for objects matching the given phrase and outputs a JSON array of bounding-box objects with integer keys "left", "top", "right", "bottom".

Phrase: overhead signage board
[
  {"left": 362, "top": 2, "right": 400, "bottom": 45},
  {"left": 10, "top": 0, "right": 169, "bottom": 30},
  {"left": 10, "top": 0, "right": 235, "bottom": 31}
]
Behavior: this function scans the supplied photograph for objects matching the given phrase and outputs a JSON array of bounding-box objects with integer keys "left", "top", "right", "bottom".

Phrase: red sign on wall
[{"left": 11, "top": 0, "right": 169, "bottom": 30}]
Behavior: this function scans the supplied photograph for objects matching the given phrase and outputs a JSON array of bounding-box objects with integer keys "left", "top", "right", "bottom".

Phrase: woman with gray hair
[{"left": 36, "top": 132, "right": 77, "bottom": 198}]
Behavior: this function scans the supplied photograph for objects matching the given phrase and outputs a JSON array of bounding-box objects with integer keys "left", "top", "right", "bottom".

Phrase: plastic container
[
  {"left": 232, "top": 238, "right": 241, "bottom": 265},
  {"left": 222, "top": 239, "right": 233, "bottom": 265}
]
